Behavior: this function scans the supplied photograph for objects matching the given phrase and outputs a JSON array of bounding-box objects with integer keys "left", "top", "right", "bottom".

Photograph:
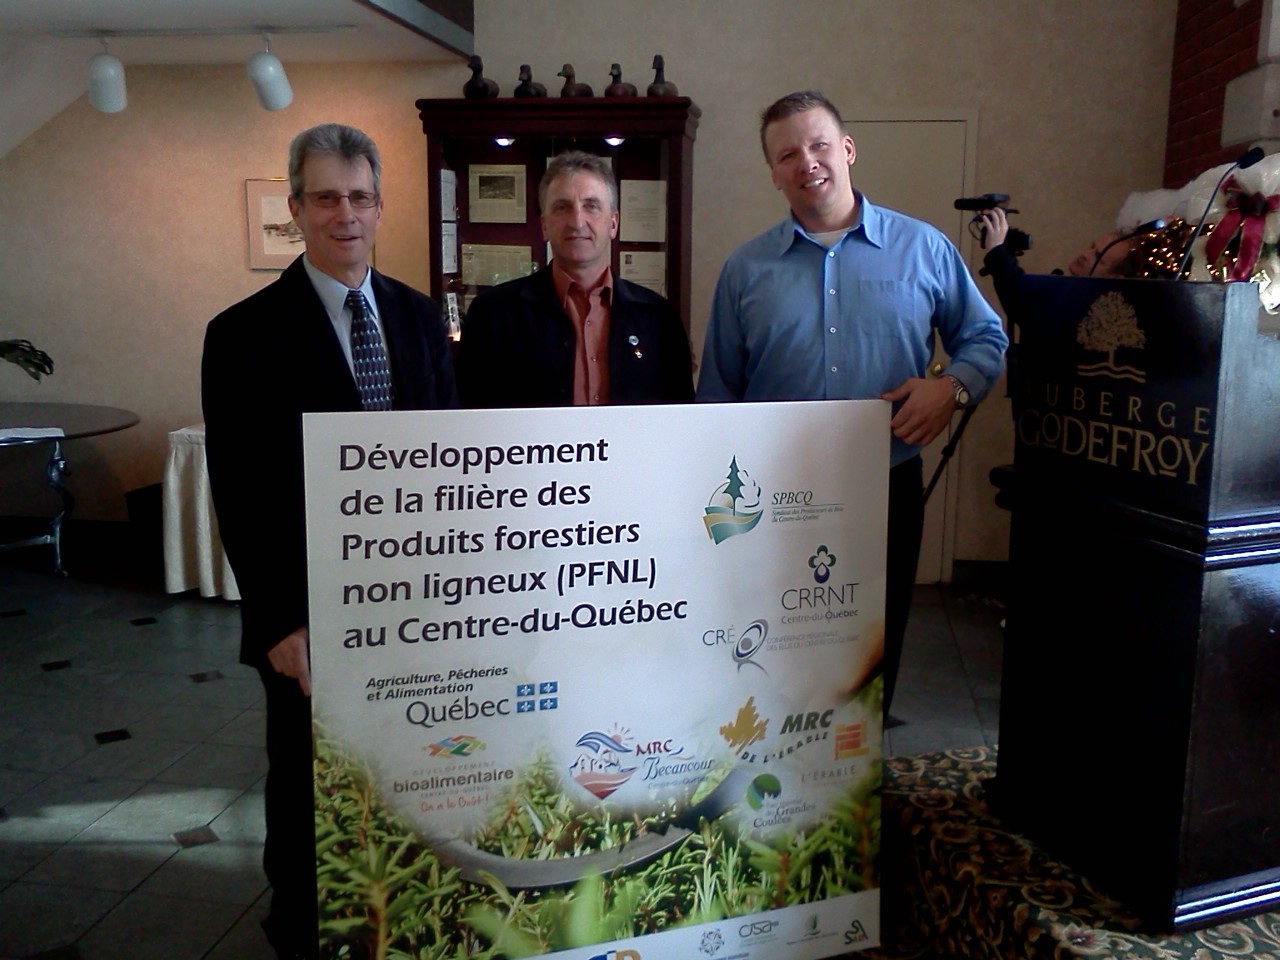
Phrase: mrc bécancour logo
[
  {"left": 1076, "top": 291, "right": 1147, "bottom": 383},
  {"left": 703, "top": 455, "right": 763, "bottom": 544}
]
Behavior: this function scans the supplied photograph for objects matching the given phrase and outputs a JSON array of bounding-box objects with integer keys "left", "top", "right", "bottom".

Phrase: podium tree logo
[{"left": 1076, "top": 291, "right": 1146, "bottom": 382}]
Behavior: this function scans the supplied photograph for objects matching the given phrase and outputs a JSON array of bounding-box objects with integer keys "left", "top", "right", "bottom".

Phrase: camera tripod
[{"left": 922, "top": 404, "right": 977, "bottom": 506}]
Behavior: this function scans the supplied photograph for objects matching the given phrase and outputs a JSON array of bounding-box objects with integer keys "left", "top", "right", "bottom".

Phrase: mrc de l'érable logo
[{"left": 703, "top": 455, "right": 763, "bottom": 544}]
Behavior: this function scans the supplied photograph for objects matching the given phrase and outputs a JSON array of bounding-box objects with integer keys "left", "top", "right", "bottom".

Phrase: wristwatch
[{"left": 944, "top": 375, "right": 970, "bottom": 409}]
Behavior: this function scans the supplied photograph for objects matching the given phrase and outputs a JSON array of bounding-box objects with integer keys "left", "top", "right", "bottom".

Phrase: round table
[{"left": 0, "top": 401, "right": 140, "bottom": 573}]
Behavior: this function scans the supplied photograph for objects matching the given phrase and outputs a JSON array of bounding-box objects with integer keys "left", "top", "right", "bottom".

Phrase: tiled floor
[{"left": 0, "top": 548, "right": 1004, "bottom": 959}]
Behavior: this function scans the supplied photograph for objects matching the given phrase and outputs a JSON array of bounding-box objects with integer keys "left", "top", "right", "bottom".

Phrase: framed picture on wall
[{"left": 246, "top": 179, "right": 303, "bottom": 270}]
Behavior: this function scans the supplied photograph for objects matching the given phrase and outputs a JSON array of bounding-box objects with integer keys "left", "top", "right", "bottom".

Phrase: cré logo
[
  {"left": 1077, "top": 291, "right": 1146, "bottom": 383},
  {"left": 701, "top": 619, "right": 770, "bottom": 674},
  {"left": 733, "top": 618, "right": 769, "bottom": 670},
  {"left": 703, "top": 456, "right": 763, "bottom": 544},
  {"left": 588, "top": 951, "right": 641, "bottom": 960}
]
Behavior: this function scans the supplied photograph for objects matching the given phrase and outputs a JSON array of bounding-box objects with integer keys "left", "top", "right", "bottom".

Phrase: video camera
[{"left": 954, "top": 193, "right": 1031, "bottom": 255}]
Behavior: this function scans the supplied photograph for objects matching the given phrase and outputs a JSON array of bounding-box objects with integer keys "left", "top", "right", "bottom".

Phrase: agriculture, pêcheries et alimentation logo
[
  {"left": 703, "top": 455, "right": 763, "bottom": 544},
  {"left": 1077, "top": 291, "right": 1147, "bottom": 383},
  {"left": 515, "top": 680, "right": 558, "bottom": 713},
  {"left": 426, "top": 734, "right": 486, "bottom": 757}
]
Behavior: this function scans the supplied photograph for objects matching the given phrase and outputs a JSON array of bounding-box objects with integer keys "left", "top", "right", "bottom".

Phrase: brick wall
[{"left": 1164, "top": 0, "right": 1263, "bottom": 187}]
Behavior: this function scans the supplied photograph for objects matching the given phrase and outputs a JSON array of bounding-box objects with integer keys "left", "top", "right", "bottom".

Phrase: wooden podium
[{"left": 995, "top": 276, "right": 1280, "bottom": 931}]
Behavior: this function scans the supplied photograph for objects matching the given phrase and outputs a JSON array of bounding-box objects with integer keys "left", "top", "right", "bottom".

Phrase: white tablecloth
[{"left": 162, "top": 424, "right": 240, "bottom": 601}]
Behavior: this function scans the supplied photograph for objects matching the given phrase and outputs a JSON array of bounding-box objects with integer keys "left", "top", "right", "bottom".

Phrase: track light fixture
[
  {"left": 86, "top": 38, "right": 127, "bottom": 113},
  {"left": 68, "top": 24, "right": 339, "bottom": 114},
  {"left": 245, "top": 33, "right": 293, "bottom": 111}
]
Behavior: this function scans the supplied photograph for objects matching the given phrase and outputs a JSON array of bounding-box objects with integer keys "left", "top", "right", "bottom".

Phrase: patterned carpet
[{"left": 861, "top": 747, "right": 1280, "bottom": 959}]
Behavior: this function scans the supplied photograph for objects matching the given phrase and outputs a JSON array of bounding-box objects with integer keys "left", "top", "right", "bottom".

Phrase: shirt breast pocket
[{"left": 854, "top": 277, "right": 933, "bottom": 329}]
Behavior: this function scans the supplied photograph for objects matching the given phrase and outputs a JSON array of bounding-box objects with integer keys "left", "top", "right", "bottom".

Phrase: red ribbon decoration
[{"left": 1204, "top": 175, "right": 1280, "bottom": 281}]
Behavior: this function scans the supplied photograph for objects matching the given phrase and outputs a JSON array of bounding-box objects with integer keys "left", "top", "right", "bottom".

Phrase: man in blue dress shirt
[{"left": 697, "top": 90, "right": 1008, "bottom": 718}]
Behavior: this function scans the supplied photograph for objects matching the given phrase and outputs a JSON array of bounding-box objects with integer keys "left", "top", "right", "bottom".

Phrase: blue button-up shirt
[{"left": 697, "top": 195, "right": 1008, "bottom": 466}]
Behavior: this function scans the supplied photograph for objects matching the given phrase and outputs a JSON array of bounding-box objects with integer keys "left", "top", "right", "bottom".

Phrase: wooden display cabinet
[{"left": 415, "top": 97, "right": 700, "bottom": 333}]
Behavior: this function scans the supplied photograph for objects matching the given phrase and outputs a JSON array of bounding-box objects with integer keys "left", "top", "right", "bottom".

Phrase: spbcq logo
[{"left": 703, "top": 456, "right": 763, "bottom": 544}]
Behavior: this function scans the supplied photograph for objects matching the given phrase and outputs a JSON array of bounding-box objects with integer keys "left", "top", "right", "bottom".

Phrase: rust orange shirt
[{"left": 552, "top": 261, "right": 613, "bottom": 405}]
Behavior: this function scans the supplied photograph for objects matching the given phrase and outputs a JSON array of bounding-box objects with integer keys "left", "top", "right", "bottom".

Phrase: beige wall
[
  {"left": 0, "top": 1, "right": 1177, "bottom": 566},
  {"left": 473, "top": 0, "right": 1177, "bottom": 563},
  {"left": 0, "top": 60, "right": 457, "bottom": 519}
]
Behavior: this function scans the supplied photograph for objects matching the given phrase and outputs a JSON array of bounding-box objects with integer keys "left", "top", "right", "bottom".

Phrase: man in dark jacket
[
  {"left": 456, "top": 150, "right": 693, "bottom": 406},
  {"left": 202, "top": 123, "right": 456, "bottom": 960}
]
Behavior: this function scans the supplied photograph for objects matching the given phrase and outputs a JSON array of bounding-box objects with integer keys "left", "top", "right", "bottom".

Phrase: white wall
[
  {"left": 473, "top": 0, "right": 1178, "bottom": 562},
  {"left": 0, "top": 60, "right": 459, "bottom": 519},
  {"left": 0, "top": 1, "right": 1178, "bottom": 566}
]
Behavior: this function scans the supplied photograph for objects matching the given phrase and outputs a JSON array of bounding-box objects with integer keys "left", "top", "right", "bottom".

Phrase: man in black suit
[
  {"left": 202, "top": 123, "right": 455, "bottom": 960},
  {"left": 456, "top": 150, "right": 693, "bottom": 406}
]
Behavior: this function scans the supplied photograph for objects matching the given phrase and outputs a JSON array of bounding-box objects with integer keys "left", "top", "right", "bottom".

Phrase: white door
[{"left": 844, "top": 114, "right": 978, "bottom": 583}]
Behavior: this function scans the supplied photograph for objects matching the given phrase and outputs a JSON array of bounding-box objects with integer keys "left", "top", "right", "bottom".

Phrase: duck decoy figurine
[
  {"left": 463, "top": 55, "right": 499, "bottom": 99},
  {"left": 604, "top": 63, "right": 637, "bottom": 97},
  {"left": 646, "top": 54, "right": 678, "bottom": 97},
  {"left": 514, "top": 64, "right": 547, "bottom": 97},
  {"left": 557, "top": 63, "right": 594, "bottom": 97}
]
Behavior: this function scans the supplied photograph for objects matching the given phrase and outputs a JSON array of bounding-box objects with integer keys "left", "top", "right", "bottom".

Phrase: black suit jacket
[
  {"left": 454, "top": 265, "right": 693, "bottom": 407},
  {"left": 202, "top": 256, "right": 457, "bottom": 666}
]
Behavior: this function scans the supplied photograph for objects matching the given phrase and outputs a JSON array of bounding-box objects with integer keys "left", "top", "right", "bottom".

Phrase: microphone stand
[
  {"left": 1088, "top": 220, "right": 1166, "bottom": 276},
  {"left": 1175, "top": 146, "right": 1266, "bottom": 279}
]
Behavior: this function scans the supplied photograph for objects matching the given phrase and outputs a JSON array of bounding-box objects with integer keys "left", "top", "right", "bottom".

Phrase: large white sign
[{"left": 304, "top": 400, "right": 888, "bottom": 959}]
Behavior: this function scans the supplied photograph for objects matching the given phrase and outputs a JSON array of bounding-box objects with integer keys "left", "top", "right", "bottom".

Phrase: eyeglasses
[{"left": 301, "top": 190, "right": 380, "bottom": 209}]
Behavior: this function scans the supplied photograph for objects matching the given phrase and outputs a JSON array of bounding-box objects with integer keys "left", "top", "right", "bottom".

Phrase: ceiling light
[
  {"left": 86, "top": 39, "right": 127, "bottom": 113},
  {"left": 245, "top": 33, "right": 293, "bottom": 111}
]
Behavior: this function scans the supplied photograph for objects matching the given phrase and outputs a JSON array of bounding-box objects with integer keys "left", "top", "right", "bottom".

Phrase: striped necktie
[{"left": 347, "top": 289, "right": 393, "bottom": 411}]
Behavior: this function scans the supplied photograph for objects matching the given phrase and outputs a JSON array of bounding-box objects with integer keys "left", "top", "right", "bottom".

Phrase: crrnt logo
[
  {"left": 703, "top": 456, "right": 763, "bottom": 544},
  {"left": 1077, "top": 291, "right": 1146, "bottom": 383},
  {"left": 808, "top": 545, "right": 837, "bottom": 583}
]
